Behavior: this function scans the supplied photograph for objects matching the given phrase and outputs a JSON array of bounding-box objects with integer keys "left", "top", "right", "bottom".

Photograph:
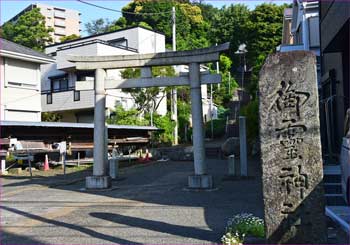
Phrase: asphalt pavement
[{"left": 0, "top": 158, "right": 264, "bottom": 244}]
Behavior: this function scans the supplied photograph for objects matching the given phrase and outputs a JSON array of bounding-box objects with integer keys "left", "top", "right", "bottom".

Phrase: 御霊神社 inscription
[{"left": 259, "top": 51, "right": 327, "bottom": 244}]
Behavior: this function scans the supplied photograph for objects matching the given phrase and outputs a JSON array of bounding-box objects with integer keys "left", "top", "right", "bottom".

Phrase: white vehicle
[{"left": 340, "top": 137, "right": 350, "bottom": 205}]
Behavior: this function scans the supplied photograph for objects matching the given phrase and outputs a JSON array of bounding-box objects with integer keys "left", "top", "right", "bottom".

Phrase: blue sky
[{"left": 1, "top": 0, "right": 291, "bottom": 36}]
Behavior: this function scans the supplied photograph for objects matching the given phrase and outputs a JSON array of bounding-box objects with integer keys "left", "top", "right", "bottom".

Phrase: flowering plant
[{"left": 221, "top": 213, "right": 265, "bottom": 245}]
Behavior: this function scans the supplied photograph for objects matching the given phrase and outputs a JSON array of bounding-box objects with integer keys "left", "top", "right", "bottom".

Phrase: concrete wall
[
  {"left": 137, "top": 27, "right": 165, "bottom": 53},
  {"left": 42, "top": 90, "right": 94, "bottom": 112},
  {"left": 1, "top": 57, "right": 41, "bottom": 121}
]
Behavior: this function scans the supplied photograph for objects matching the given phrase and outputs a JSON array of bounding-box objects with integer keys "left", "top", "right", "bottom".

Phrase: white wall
[
  {"left": 137, "top": 27, "right": 165, "bottom": 53},
  {"left": 1, "top": 57, "right": 42, "bottom": 122},
  {"left": 41, "top": 90, "right": 94, "bottom": 112},
  {"left": 1, "top": 58, "right": 5, "bottom": 121},
  {"left": 45, "top": 27, "right": 165, "bottom": 55}
]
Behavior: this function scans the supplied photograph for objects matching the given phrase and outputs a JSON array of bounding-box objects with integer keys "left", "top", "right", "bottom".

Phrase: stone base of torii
[{"left": 66, "top": 43, "right": 230, "bottom": 189}]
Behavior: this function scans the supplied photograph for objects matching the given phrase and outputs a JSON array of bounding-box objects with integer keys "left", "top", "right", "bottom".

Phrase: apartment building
[
  {"left": 41, "top": 26, "right": 167, "bottom": 123},
  {"left": 0, "top": 38, "right": 54, "bottom": 122},
  {"left": 278, "top": 0, "right": 320, "bottom": 83},
  {"left": 7, "top": 3, "right": 81, "bottom": 43}
]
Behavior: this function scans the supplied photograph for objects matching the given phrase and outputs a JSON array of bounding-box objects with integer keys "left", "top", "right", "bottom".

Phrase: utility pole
[
  {"left": 210, "top": 83, "right": 213, "bottom": 139},
  {"left": 171, "top": 6, "right": 178, "bottom": 145},
  {"left": 216, "top": 43, "right": 220, "bottom": 89},
  {"left": 228, "top": 72, "right": 231, "bottom": 95}
]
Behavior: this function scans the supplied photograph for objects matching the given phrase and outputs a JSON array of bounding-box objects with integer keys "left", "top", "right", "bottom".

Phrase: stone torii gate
[{"left": 67, "top": 43, "right": 230, "bottom": 189}]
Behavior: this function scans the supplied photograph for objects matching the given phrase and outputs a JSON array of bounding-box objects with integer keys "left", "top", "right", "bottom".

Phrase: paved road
[{"left": 1, "top": 158, "right": 263, "bottom": 244}]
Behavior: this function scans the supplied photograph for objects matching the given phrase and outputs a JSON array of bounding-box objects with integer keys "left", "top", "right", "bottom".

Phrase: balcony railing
[{"left": 41, "top": 89, "right": 94, "bottom": 112}]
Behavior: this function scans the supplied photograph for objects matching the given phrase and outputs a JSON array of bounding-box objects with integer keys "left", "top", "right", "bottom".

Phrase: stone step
[
  {"left": 323, "top": 165, "right": 341, "bottom": 175},
  {"left": 324, "top": 183, "right": 342, "bottom": 194},
  {"left": 326, "top": 195, "right": 347, "bottom": 206},
  {"left": 324, "top": 174, "right": 341, "bottom": 183}
]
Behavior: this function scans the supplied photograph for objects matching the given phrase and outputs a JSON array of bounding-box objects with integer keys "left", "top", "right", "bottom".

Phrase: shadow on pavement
[
  {"left": 0, "top": 206, "right": 140, "bottom": 245},
  {"left": 90, "top": 212, "right": 218, "bottom": 242},
  {"left": 1, "top": 158, "right": 264, "bottom": 244}
]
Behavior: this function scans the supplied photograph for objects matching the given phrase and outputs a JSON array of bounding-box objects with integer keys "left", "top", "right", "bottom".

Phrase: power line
[{"left": 77, "top": 0, "right": 173, "bottom": 16}]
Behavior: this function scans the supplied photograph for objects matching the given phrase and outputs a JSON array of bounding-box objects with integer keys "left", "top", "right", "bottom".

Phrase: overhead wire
[{"left": 77, "top": 0, "right": 173, "bottom": 15}]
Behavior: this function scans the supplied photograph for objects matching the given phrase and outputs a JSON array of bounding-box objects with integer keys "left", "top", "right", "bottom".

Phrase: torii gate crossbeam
[{"left": 67, "top": 42, "right": 230, "bottom": 189}]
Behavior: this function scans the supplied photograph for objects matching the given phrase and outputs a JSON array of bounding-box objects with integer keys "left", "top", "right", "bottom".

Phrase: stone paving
[{"left": 0, "top": 158, "right": 263, "bottom": 244}]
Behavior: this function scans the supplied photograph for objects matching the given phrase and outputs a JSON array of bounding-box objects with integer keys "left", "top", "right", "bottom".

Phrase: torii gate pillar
[
  {"left": 86, "top": 68, "right": 111, "bottom": 189},
  {"left": 188, "top": 63, "right": 212, "bottom": 189}
]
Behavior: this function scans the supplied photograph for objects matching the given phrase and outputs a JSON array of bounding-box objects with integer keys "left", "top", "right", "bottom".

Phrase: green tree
[
  {"left": 210, "top": 4, "right": 250, "bottom": 58},
  {"left": 177, "top": 100, "right": 191, "bottom": 142},
  {"left": 85, "top": 18, "right": 112, "bottom": 35},
  {"left": 121, "top": 0, "right": 209, "bottom": 50},
  {"left": 60, "top": 34, "right": 80, "bottom": 42},
  {"left": 146, "top": 113, "right": 175, "bottom": 145},
  {"left": 120, "top": 66, "right": 175, "bottom": 115},
  {"left": 2, "top": 8, "right": 53, "bottom": 51},
  {"left": 107, "top": 105, "right": 148, "bottom": 126}
]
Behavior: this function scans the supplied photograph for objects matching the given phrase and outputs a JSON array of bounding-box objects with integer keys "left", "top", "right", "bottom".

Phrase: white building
[
  {"left": 7, "top": 3, "right": 81, "bottom": 43},
  {"left": 41, "top": 26, "right": 167, "bottom": 123},
  {"left": 278, "top": 0, "right": 320, "bottom": 84},
  {"left": 0, "top": 38, "right": 54, "bottom": 122}
]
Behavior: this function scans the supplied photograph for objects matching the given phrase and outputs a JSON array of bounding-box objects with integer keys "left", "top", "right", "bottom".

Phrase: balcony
[
  {"left": 54, "top": 10, "right": 66, "bottom": 19},
  {"left": 41, "top": 89, "right": 94, "bottom": 112},
  {"left": 54, "top": 19, "right": 65, "bottom": 27},
  {"left": 54, "top": 27, "right": 65, "bottom": 36}
]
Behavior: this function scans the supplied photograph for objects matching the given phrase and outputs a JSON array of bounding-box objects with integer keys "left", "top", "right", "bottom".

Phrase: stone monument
[{"left": 259, "top": 51, "right": 327, "bottom": 243}]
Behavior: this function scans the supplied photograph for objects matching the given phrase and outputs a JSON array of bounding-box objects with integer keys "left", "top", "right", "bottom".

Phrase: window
[
  {"left": 74, "top": 90, "right": 80, "bottom": 101},
  {"left": 50, "top": 75, "right": 68, "bottom": 92},
  {"left": 47, "top": 93, "right": 52, "bottom": 104},
  {"left": 5, "top": 58, "right": 39, "bottom": 90},
  {"left": 8, "top": 81, "right": 37, "bottom": 89}
]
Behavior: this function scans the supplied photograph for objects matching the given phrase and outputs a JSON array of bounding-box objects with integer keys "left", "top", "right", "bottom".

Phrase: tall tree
[
  {"left": 84, "top": 18, "right": 112, "bottom": 35},
  {"left": 121, "top": 0, "right": 209, "bottom": 50},
  {"left": 210, "top": 4, "right": 250, "bottom": 61},
  {"left": 120, "top": 66, "right": 175, "bottom": 115},
  {"left": 246, "top": 3, "right": 287, "bottom": 96},
  {"left": 2, "top": 8, "right": 53, "bottom": 51}
]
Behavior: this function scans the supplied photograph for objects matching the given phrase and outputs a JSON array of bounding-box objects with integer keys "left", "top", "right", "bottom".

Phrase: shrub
[
  {"left": 149, "top": 113, "right": 175, "bottom": 146},
  {"left": 6, "top": 153, "right": 15, "bottom": 163},
  {"left": 205, "top": 118, "right": 226, "bottom": 138},
  {"left": 221, "top": 213, "right": 265, "bottom": 245},
  {"left": 240, "top": 99, "right": 259, "bottom": 143}
]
